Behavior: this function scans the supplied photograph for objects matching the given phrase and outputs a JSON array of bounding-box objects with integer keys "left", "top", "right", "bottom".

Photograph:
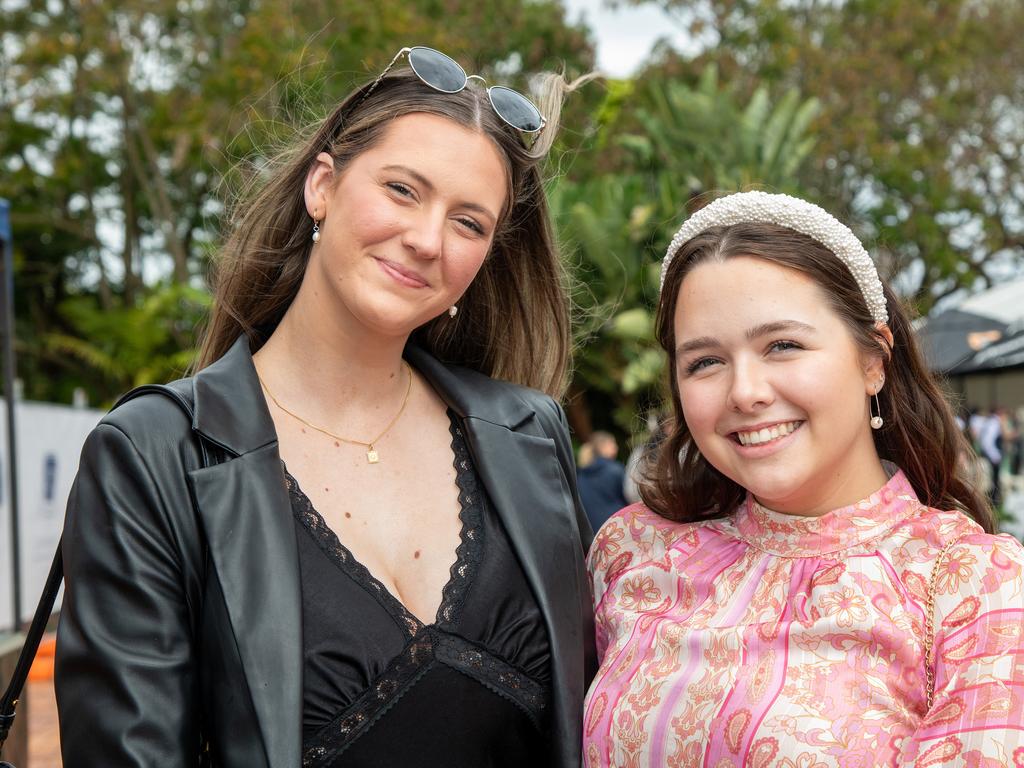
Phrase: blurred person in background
[
  {"left": 978, "top": 405, "right": 1004, "bottom": 509},
  {"left": 623, "top": 413, "right": 667, "bottom": 505},
  {"left": 577, "top": 431, "right": 629, "bottom": 532},
  {"left": 584, "top": 192, "right": 1024, "bottom": 766},
  {"left": 55, "top": 47, "right": 595, "bottom": 768}
]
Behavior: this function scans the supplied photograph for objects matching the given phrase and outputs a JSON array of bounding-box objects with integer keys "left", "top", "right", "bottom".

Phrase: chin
[
  {"left": 730, "top": 468, "right": 807, "bottom": 509},
  {"left": 353, "top": 301, "right": 435, "bottom": 338}
]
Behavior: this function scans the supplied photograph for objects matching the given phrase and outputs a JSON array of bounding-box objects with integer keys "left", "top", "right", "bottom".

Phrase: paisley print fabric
[{"left": 585, "top": 469, "right": 1024, "bottom": 767}]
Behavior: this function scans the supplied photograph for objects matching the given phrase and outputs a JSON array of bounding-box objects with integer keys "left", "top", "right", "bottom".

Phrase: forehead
[
  {"left": 355, "top": 112, "right": 507, "bottom": 199},
  {"left": 674, "top": 256, "right": 840, "bottom": 334}
]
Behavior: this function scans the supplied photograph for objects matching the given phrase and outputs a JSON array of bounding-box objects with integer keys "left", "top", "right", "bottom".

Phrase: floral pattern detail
[
  {"left": 934, "top": 546, "right": 978, "bottom": 595},
  {"left": 619, "top": 575, "right": 663, "bottom": 611},
  {"left": 819, "top": 587, "right": 869, "bottom": 627},
  {"left": 585, "top": 469, "right": 1024, "bottom": 767}
]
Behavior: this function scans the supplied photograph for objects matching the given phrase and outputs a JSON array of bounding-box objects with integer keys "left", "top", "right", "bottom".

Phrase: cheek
[
  {"left": 444, "top": 243, "right": 491, "bottom": 290},
  {"left": 781, "top": 358, "right": 864, "bottom": 425},
  {"left": 678, "top": 378, "right": 721, "bottom": 437},
  {"left": 349, "top": 208, "right": 402, "bottom": 242}
]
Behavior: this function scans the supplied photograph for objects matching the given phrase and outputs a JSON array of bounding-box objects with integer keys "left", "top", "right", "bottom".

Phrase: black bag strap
[{"left": 0, "top": 382, "right": 205, "bottom": 756}]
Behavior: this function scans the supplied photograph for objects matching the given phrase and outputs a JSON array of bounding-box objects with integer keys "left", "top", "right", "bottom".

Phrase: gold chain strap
[{"left": 923, "top": 533, "right": 967, "bottom": 710}]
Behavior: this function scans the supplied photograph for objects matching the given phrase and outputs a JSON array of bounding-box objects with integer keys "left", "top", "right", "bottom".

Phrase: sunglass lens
[
  {"left": 408, "top": 47, "right": 466, "bottom": 93},
  {"left": 488, "top": 86, "right": 544, "bottom": 133}
]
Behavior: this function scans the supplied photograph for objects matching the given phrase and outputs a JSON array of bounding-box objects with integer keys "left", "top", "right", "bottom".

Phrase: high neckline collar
[{"left": 733, "top": 466, "right": 921, "bottom": 557}]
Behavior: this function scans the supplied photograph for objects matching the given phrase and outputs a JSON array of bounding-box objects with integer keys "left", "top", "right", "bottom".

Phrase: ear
[
  {"left": 862, "top": 322, "right": 894, "bottom": 394},
  {"left": 303, "top": 152, "right": 336, "bottom": 219}
]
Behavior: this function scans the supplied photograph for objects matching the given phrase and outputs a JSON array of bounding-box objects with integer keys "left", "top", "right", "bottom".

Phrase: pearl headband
[{"left": 660, "top": 191, "right": 888, "bottom": 323}]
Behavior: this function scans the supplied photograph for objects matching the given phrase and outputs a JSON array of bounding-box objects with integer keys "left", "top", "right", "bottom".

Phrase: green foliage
[
  {"left": 553, "top": 65, "right": 820, "bottom": 438},
  {"left": 626, "top": 0, "right": 1024, "bottom": 310},
  {"left": 2, "top": 0, "right": 594, "bottom": 404},
  {"left": 41, "top": 283, "right": 211, "bottom": 406},
  {"left": 5, "top": 0, "right": 1021, "bottom": 451}
]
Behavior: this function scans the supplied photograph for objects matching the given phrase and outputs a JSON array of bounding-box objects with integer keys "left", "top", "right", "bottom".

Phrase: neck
[
  {"left": 756, "top": 445, "right": 891, "bottom": 517},
  {"left": 252, "top": 285, "right": 411, "bottom": 421}
]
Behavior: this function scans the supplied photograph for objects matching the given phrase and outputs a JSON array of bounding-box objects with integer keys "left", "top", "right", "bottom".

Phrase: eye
[
  {"left": 683, "top": 357, "right": 720, "bottom": 376},
  {"left": 455, "top": 216, "right": 485, "bottom": 236},
  {"left": 767, "top": 339, "right": 802, "bottom": 354},
  {"left": 386, "top": 181, "right": 414, "bottom": 198}
]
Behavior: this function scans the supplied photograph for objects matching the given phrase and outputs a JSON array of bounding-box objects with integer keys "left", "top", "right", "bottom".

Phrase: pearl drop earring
[
  {"left": 448, "top": 305, "right": 458, "bottom": 318},
  {"left": 311, "top": 215, "right": 321, "bottom": 243},
  {"left": 870, "top": 380, "right": 884, "bottom": 430}
]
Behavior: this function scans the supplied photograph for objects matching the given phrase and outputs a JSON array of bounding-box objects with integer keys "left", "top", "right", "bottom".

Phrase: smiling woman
[
  {"left": 583, "top": 192, "right": 1024, "bottom": 768},
  {"left": 54, "top": 48, "right": 595, "bottom": 768}
]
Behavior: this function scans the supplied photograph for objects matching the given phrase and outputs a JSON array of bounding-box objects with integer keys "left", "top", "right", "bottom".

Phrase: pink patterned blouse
[{"left": 585, "top": 470, "right": 1024, "bottom": 767}]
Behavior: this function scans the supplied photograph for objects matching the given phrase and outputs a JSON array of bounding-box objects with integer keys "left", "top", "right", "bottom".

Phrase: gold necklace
[{"left": 258, "top": 362, "right": 413, "bottom": 464}]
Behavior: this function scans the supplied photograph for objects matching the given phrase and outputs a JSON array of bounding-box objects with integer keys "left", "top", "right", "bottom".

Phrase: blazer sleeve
[
  {"left": 533, "top": 393, "right": 598, "bottom": 688},
  {"left": 537, "top": 394, "right": 594, "bottom": 553},
  {"left": 55, "top": 416, "right": 203, "bottom": 767}
]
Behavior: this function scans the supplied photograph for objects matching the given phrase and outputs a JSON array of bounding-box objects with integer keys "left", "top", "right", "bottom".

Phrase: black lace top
[{"left": 288, "top": 414, "right": 552, "bottom": 767}]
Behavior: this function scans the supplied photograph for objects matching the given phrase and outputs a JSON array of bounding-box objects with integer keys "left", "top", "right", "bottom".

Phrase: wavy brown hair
[
  {"left": 640, "top": 221, "right": 993, "bottom": 532},
  {"left": 195, "top": 66, "right": 584, "bottom": 397}
]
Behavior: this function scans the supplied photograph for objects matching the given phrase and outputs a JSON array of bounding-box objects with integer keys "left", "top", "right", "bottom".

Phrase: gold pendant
[{"left": 366, "top": 447, "right": 379, "bottom": 464}]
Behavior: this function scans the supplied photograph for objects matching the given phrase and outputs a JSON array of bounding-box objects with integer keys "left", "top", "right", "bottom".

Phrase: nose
[
  {"left": 402, "top": 209, "right": 445, "bottom": 260},
  {"left": 726, "top": 356, "right": 774, "bottom": 413}
]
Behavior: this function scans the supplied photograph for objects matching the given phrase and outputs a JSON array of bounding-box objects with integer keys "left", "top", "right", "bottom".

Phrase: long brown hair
[
  {"left": 641, "top": 220, "right": 993, "bottom": 532},
  {"left": 195, "top": 66, "right": 583, "bottom": 397}
]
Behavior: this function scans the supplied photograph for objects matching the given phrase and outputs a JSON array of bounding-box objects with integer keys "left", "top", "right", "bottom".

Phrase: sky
[{"left": 561, "top": 0, "right": 697, "bottom": 78}]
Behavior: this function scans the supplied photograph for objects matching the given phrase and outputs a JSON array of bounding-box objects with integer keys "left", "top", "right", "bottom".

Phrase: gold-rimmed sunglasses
[{"left": 360, "top": 46, "right": 547, "bottom": 134}]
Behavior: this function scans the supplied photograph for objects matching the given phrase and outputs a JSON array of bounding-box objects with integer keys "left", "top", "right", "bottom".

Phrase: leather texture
[{"left": 55, "top": 335, "right": 596, "bottom": 768}]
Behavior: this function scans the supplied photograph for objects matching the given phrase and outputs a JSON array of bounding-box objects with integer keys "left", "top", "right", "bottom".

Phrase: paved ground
[
  {"left": 28, "top": 674, "right": 60, "bottom": 768},
  {"left": 24, "top": 494, "right": 1024, "bottom": 767}
]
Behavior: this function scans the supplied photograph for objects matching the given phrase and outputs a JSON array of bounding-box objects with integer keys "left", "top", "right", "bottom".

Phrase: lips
[
  {"left": 376, "top": 257, "right": 429, "bottom": 288},
  {"left": 731, "top": 420, "right": 804, "bottom": 447}
]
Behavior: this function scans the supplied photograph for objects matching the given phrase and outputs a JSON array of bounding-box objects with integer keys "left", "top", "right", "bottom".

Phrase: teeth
[{"left": 737, "top": 421, "right": 800, "bottom": 446}]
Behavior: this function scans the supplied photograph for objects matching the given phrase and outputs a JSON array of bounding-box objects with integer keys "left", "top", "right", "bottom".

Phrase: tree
[
  {"left": 622, "top": 0, "right": 1024, "bottom": 310},
  {"left": 553, "top": 66, "right": 820, "bottom": 440},
  {"left": 1, "top": 0, "right": 595, "bottom": 403}
]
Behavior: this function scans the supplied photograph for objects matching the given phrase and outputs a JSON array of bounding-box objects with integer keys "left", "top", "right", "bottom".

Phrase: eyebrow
[
  {"left": 381, "top": 164, "right": 497, "bottom": 223},
  {"left": 675, "top": 320, "right": 817, "bottom": 355}
]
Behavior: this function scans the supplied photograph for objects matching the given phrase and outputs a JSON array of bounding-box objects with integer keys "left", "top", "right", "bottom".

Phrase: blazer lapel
[
  {"left": 188, "top": 444, "right": 302, "bottom": 768},
  {"left": 463, "top": 418, "right": 587, "bottom": 759},
  {"left": 186, "top": 335, "right": 302, "bottom": 766}
]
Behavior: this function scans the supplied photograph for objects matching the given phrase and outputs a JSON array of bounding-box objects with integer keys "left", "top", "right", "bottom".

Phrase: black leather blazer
[{"left": 55, "top": 335, "right": 596, "bottom": 768}]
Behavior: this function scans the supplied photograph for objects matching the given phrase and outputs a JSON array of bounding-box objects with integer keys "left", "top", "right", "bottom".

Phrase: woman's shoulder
[
  {"left": 589, "top": 503, "right": 718, "bottom": 573},
  {"left": 892, "top": 505, "right": 1024, "bottom": 605},
  {"left": 86, "top": 378, "right": 199, "bottom": 463},
  {"left": 426, "top": 354, "right": 565, "bottom": 431}
]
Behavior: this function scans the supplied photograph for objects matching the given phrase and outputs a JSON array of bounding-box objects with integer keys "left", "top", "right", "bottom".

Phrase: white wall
[{"left": 0, "top": 399, "right": 103, "bottom": 631}]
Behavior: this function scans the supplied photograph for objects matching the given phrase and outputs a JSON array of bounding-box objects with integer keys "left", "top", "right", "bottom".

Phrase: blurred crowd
[
  {"left": 960, "top": 405, "right": 1024, "bottom": 513},
  {"left": 575, "top": 417, "right": 667, "bottom": 532}
]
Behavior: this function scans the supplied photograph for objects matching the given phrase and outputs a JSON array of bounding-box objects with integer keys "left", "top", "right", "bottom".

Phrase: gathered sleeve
[{"left": 902, "top": 532, "right": 1024, "bottom": 765}]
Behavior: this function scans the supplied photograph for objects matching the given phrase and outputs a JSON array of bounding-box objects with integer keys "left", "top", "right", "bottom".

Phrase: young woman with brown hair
[
  {"left": 56, "top": 47, "right": 595, "bottom": 768},
  {"left": 584, "top": 192, "right": 1024, "bottom": 767}
]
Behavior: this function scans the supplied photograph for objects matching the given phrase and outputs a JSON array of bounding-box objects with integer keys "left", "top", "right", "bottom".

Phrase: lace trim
[
  {"left": 287, "top": 471, "right": 421, "bottom": 638},
  {"left": 302, "top": 631, "right": 437, "bottom": 768},
  {"left": 434, "top": 632, "right": 549, "bottom": 731},
  {"left": 301, "top": 628, "right": 549, "bottom": 767},
  {"left": 286, "top": 410, "right": 484, "bottom": 633},
  {"left": 436, "top": 414, "right": 485, "bottom": 628}
]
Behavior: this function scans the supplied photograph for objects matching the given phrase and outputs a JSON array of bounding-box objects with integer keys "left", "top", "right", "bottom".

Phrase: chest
[
  {"left": 587, "top": 553, "right": 929, "bottom": 766},
  {"left": 274, "top": 406, "right": 466, "bottom": 623}
]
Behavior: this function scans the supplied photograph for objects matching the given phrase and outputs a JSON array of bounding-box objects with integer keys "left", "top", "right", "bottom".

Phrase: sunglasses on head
[{"left": 360, "top": 46, "right": 547, "bottom": 134}]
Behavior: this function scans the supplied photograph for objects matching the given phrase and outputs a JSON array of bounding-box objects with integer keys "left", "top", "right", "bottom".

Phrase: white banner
[{"left": 0, "top": 399, "right": 103, "bottom": 631}]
